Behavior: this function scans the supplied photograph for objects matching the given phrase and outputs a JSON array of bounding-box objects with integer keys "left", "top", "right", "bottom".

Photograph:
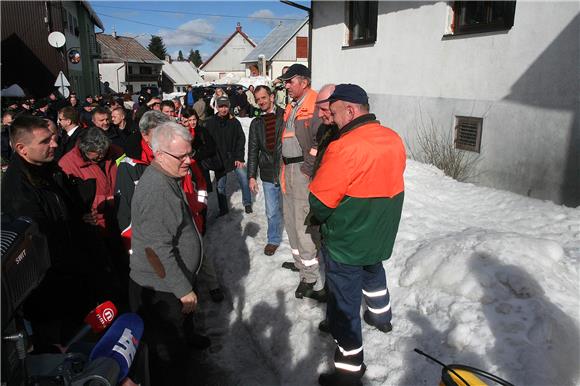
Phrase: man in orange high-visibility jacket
[
  {"left": 309, "top": 84, "right": 406, "bottom": 386},
  {"left": 278, "top": 64, "right": 326, "bottom": 301}
]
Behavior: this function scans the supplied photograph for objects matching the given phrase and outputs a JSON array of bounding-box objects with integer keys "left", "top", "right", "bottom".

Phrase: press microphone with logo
[
  {"left": 65, "top": 301, "right": 118, "bottom": 350},
  {"left": 89, "top": 313, "right": 144, "bottom": 383}
]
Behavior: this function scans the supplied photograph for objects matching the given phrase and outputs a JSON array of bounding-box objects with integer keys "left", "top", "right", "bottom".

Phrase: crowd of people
[{"left": 1, "top": 63, "right": 406, "bottom": 386}]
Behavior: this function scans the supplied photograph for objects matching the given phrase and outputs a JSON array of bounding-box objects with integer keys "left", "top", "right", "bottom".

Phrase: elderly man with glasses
[{"left": 128, "top": 121, "right": 205, "bottom": 385}]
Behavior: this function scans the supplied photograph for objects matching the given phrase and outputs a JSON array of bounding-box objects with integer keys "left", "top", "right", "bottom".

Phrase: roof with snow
[
  {"left": 242, "top": 18, "right": 308, "bottom": 63},
  {"left": 200, "top": 23, "right": 256, "bottom": 69},
  {"left": 80, "top": 1, "right": 104, "bottom": 30},
  {"left": 163, "top": 60, "right": 204, "bottom": 85},
  {"left": 97, "top": 34, "right": 163, "bottom": 64}
]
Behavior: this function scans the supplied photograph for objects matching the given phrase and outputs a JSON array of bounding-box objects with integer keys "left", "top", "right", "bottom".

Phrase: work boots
[{"left": 295, "top": 280, "right": 327, "bottom": 302}]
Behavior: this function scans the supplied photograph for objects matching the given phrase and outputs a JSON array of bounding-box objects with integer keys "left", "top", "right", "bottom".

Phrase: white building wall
[
  {"left": 202, "top": 34, "right": 254, "bottom": 73},
  {"left": 98, "top": 63, "right": 126, "bottom": 93},
  {"left": 275, "top": 23, "right": 309, "bottom": 61},
  {"left": 311, "top": 1, "right": 579, "bottom": 206}
]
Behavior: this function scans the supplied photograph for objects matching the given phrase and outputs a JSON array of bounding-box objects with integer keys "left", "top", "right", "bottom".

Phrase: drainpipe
[{"left": 280, "top": 1, "right": 312, "bottom": 70}]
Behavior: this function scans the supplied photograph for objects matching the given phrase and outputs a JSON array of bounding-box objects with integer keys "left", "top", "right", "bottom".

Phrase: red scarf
[
  {"left": 140, "top": 138, "right": 154, "bottom": 164},
  {"left": 181, "top": 161, "right": 207, "bottom": 234}
]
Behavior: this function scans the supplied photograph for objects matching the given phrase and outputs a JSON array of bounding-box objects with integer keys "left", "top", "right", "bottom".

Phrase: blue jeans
[
  {"left": 216, "top": 167, "right": 252, "bottom": 211},
  {"left": 262, "top": 181, "right": 283, "bottom": 245}
]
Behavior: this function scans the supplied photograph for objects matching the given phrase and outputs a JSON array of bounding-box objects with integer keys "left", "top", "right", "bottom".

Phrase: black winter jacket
[
  {"left": 247, "top": 108, "right": 284, "bottom": 184},
  {"left": 1, "top": 155, "right": 84, "bottom": 273},
  {"left": 205, "top": 115, "right": 245, "bottom": 173},
  {"left": 192, "top": 124, "right": 217, "bottom": 163}
]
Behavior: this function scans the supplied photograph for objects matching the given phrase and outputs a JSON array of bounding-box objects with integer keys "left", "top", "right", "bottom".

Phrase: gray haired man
[{"left": 128, "top": 121, "right": 205, "bottom": 384}]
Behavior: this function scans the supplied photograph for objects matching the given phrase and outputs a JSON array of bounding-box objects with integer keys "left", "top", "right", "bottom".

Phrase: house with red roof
[{"left": 199, "top": 23, "right": 256, "bottom": 82}]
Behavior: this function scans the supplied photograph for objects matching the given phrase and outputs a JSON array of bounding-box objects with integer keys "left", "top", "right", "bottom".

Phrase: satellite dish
[{"left": 48, "top": 31, "right": 66, "bottom": 48}]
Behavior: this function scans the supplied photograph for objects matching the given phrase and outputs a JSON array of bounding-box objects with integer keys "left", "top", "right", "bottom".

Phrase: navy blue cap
[{"left": 319, "top": 84, "right": 368, "bottom": 105}]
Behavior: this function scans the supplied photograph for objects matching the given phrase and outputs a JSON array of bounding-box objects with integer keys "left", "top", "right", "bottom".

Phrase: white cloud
[
  {"left": 249, "top": 9, "right": 301, "bottom": 28},
  {"left": 158, "top": 18, "right": 221, "bottom": 48}
]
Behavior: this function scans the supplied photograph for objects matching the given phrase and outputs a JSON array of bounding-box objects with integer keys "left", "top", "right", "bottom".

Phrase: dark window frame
[
  {"left": 454, "top": 116, "right": 483, "bottom": 153},
  {"left": 139, "top": 66, "right": 153, "bottom": 75},
  {"left": 346, "top": 1, "right": 378, "bottom": 47},
  {"left": 68, "top": 12, "right": 74, "bottom": 35},
  {"left": 451, "top": 1, "right": 516, "bottom": 35}
]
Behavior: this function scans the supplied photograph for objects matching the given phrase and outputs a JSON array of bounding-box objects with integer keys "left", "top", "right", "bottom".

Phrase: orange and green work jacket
[{"left": 309, "top": 114, "right": 406, "bottom": 266}]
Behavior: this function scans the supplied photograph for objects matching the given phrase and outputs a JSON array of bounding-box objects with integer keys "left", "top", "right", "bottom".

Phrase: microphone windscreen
[
  {"left": 89, "top": 313, "right": 144, "bottom": 382},
  {"left": 84, "top": 300, "right": 117, "bottom": 333}
]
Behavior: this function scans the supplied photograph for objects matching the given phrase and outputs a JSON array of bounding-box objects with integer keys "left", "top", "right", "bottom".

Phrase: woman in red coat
[
  {"left": 59, "top": 127, "right": 124, "bottom": 232},
  {"left": 58, "top": 127, "right": 126, "bottom": 305}
]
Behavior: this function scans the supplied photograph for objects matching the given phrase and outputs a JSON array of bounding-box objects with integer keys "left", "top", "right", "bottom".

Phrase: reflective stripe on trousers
[{"left": 323, "top": 246, "right": 391, "bottom": 374}]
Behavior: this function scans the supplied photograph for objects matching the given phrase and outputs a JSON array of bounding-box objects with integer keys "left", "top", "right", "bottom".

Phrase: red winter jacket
[{"left": 59, "top": 144, "right": 124, "bottom": 230}]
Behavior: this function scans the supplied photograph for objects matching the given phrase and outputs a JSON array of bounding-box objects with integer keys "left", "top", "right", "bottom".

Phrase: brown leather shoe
[{"left": 264, "top": 244, "right": 279, "bottom": 256}]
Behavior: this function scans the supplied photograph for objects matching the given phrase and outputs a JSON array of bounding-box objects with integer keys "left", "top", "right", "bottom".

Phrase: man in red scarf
[{"left": 115, "top": 110, "right": 222, "bottom": 302}]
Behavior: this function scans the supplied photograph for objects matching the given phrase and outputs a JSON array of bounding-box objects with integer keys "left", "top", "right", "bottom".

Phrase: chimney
[
  {"left": 236, "top": 22, "right": 242, "bottom": 32},
  {"left": 112, "top": 26, "right": 117, "bottom": 39},
  {"left": 165, "top": 55, "right": 172, "bottom": 63}
]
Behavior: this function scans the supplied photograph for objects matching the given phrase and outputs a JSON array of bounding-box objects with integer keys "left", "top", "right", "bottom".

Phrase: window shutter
[{"left": 296, "top": 37, "right": 308, "bottom": 59}]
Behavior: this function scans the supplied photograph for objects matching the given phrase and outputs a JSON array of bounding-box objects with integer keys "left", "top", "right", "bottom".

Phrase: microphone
[
  {"left": 65, "top": 301, "right": 118, "bottom": 349},
  {"left": 89, "top": 313, "right": 144, "bottom": 383}
]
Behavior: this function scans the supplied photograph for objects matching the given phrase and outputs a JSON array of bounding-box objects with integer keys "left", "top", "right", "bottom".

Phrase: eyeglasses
[
  {"left": 161, "top": 150, "right": 195, "bottom": 162},
  {"left": 85, "top": 151, "right": 105, "bottom": 163}
]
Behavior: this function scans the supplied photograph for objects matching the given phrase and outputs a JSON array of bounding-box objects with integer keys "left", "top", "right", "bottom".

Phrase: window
[
  {"left": 346, "top": 1, "right": 378, "bottom": 46},
  {"left": 139, "top": 66, "right": 152, "bottom": 75},
  {"left": 296, "top": 36, "right": 308, "bottom": 58},
  {"left": 451, "top": 1, "right": 516, "bottom": 35},
  {"left": 127, "top": 66, "right": 133, "bottom": 75},
  {"left": 68, "top": 12, "right": 74, "bottom": 35},
  {"left": 454, "top": 116, "right": 482, "bottom": 153},
  {"left": 74, "top": 17, "right": 79, "bottom": 36}
]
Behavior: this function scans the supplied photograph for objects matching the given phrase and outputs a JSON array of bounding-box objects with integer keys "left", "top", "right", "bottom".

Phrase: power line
[
  {"left": 92, "top": 4, "right": 305, "bottom": 21},
  {"left": 96, "top": 12, "right": 266, "bottom": 39}
]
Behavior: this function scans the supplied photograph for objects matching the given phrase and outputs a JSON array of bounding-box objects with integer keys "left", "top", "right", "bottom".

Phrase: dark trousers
[
  {"left": 128, "top": 279, "right": 192, "bottom": 385},
  {"left": 323, "top": 246, "right": 392, "bottom": 376}
]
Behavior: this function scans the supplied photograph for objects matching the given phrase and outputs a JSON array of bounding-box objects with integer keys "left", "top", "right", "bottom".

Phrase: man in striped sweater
[{"left": 247, "top": 85, "right": 284, "bottom": 256}]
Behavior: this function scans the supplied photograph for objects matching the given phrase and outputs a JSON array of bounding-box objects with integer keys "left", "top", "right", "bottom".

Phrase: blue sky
[{"left": 90, "top": 1, "right": 309, "bottom": 60}]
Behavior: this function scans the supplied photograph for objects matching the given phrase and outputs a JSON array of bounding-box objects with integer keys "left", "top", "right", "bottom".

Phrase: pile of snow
[
  {"left": 162, "top": 91, "right": 185, "bottom": 101},
  {"left": 236, "top": 76, "right": 272, "bottom": 89},
  {"left": 198, "top": 119, "right": 579, "bottom": 385},
  {"left": 197, "top": 76, "right": 273, "bottom": 89}
]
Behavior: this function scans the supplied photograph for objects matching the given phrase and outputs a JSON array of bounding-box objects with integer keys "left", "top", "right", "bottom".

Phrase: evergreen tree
[
  {"left": 177, "top": 50, "right": 184, "bottom": 61},
  {"left": 148, "top": 35, "right": 168, "bottom": 60},
  {"left": 188, "top": 49, "right": 203, "bottom": 67}
]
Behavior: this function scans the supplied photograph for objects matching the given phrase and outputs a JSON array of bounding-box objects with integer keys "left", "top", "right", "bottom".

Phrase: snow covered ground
[{"left": 195, "top": 118, "right": 579, "bottom": 386}]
